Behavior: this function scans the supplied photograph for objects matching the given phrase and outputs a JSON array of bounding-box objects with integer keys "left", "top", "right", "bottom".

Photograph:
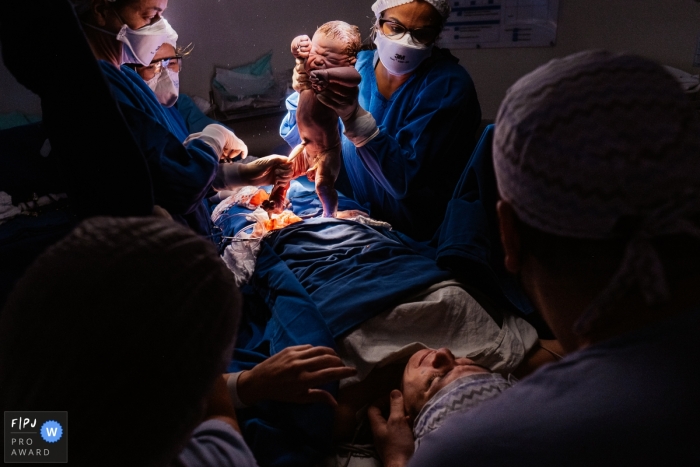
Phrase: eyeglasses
[
  {"left": 127, "top": 55, "right": 182, "bottom": 81},
  {"left": 378, "top": 19, "right": 441, "bottom": 45}
]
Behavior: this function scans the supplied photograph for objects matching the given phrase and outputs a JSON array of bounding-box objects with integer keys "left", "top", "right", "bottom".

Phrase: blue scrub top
[
  {"left": 281, "top": 48, "right": 482, "bottom": 241},
  {"left": 99, "top": 61, "right": 218, "bottom": 216}
]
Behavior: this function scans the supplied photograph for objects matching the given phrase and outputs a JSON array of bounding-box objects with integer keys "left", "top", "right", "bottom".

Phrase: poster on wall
[{"left": 441, "top": 0, "right": 559, "bottom": 49}]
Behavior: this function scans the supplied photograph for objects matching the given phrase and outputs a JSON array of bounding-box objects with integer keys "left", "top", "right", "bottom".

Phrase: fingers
[
  {"left": 388, "top": 390, "right": 407, "bottom": 421},
  {"left": 294, "top": 345, "right": 340, "bottom": 360},
  {"left": 368, "top": 404, "right": 387, "bottom": 434},
  {"left": 302, "top": 367, "right": 358, "bottom": 389},
  {"left": 303, "top": 389, "right": 338, "bottom": 407}
]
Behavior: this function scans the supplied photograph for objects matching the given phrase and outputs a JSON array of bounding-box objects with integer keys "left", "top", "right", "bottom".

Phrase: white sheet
[{"left": 336, "top": 279, "right": 538, "bottom": 388}]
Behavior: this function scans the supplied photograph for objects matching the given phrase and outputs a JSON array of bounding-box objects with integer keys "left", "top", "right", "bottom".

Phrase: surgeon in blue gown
[
  {"left": 73, "top": 0, "right": 292, "bottom": 233},
  {"left": 122, "top": 25, "right": 292, "bottom": 236},
  {"left": 281, "top": 0, "right": 481, "bottom": 241}
]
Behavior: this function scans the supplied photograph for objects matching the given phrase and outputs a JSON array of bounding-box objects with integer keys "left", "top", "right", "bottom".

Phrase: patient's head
[
  {"left": 402, "top": 348, "right": 513, "bottom": 449},
  {"left": 0, "top": 217, "right": 241, "bottom": 467},
  {"left": 401, "top": 348, "right": 490, "bottom": 422},
  {"left": 306, "top": 20, "right": 361, "bottom": 72}
]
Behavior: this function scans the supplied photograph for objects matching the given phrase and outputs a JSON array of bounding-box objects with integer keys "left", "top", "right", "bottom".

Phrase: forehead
[
  {"left": 152, "top": 43, "right": 176, "bottom": 61},
  {"left": 310, "top": 31, "right": 349, "bottom": 55},
  {"left": 381, "top": 1, "right": 441, "bottom": 27},
  {"left": 133, "top": 0, "right": 168, "bottom": 13}
]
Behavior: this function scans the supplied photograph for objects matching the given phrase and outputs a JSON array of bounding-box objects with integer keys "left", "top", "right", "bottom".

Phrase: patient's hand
[
  {"left": 368, "top": 390, "right": 414, "bottom": 467},
  {"left": 291, "top": 34, "right": 311, "bottom": 59},
  {"left": 237, "top": 345, "right": 357, "bottom": 406}
]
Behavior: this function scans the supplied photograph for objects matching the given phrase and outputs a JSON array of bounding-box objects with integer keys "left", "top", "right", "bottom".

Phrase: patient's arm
[{"left": 309, "top": 67, "right": 361, "bottom": 91}]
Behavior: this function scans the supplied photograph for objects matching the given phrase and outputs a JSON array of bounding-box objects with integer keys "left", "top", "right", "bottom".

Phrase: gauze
[
  {"left": 374, "top": 32, "right": 432, "bottom": 76},
  {"left": 493, "top": 50, "right": 700, "bottom": 333},
  {"left": 118, "top": 18, "right": 177, "bottom": 66},
  {"left": 152, "top": 68, "right": 179, "bottom": 107}
]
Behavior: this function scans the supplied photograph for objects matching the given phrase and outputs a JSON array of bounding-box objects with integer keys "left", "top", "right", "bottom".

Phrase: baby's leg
[{"left": 315, "top": 149, "right": 341, "bottom": 218}]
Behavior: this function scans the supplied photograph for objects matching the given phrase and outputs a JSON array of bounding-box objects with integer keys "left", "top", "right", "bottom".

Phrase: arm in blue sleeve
[
  {"left": 177, "top": 419, "right": 259, "bottom": 467},
  {"left": 353, "top": 69, "right": 481, "bottom": 200},
  {"left": 176, "top": 94, "right": 223, "bottom": 134},
  {"left": 119, "top": 103, "right": 218, "bottom": 215},
  {"left": 279, "top": 92, "right": 302, "bottom": 148}
]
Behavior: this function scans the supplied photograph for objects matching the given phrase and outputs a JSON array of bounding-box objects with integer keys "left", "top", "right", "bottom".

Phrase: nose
[
  {"left": 431, "top": 348, "right": 454, "bottom": 369},
  {"left": 313, "top": 56, "right": 325, "bottom": 67}
]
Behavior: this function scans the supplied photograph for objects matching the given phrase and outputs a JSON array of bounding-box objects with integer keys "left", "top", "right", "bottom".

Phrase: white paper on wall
[{"left": 440, "top": 0, "right": 559, "bottom": 49}]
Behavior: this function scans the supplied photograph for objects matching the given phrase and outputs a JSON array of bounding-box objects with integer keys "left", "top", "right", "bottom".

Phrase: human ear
[
  {"left": 497, "top": 200, "right": 521, "bottom": 274},
  {"left": 349, "top": 56, "right": 357, "bottom": 66},
  {"left": 92, "top": 0, "right": 109, "bottom": 27}
]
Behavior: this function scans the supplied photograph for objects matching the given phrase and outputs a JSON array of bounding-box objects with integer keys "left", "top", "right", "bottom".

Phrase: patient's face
[
  {"left": 402, "top": 348, "right": 490, "bottom": 420},
  {"left": 305, "top": 31, "right": 354, "bottom": 72}
]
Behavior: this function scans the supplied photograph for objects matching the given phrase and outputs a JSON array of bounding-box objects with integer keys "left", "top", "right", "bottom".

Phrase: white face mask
[
  {"left": 148, "top": 68, "right": 180, "bottom": 107},
  {"left": 117, "top": 17, "right": 174, "bottom": 66},
  {"left": 374, "top": 31, "right": 433, "bottom": 76}
]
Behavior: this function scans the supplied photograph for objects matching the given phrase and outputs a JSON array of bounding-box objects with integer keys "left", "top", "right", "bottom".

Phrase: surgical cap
[
  {"left": 371, "top": 0, "right": 451, "bottom": 21},
  {"left": 413, "top": 373, "right": 512, "bottom": 450},
  {"left": 494, "top": 50, "right": 700, "bottom": 331},
  {"left": 159, "top": 18, "right": 178, "bottom": 48}
]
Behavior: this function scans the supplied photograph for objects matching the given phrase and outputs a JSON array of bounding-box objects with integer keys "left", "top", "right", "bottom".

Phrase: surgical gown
[
  {"left": 100, "top": 62, "right": 218, "bottom": 219},
  {"left": 281, "top": 47, "right": 481, "bottom": 241}
]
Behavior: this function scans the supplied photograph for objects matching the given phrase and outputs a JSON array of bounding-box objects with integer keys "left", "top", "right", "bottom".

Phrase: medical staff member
[
  {"left": 281, "top": 0, "right": 481, "bottom": 241},
  {"left": 73, "top": 0, "right": 291, "bottom": 230},
  {"left": 122, "top": 22, "right": 293, "bottom": 234}
]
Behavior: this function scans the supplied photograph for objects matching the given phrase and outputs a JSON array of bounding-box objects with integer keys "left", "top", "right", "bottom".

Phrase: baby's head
[
  {"left": 306, "top": 20, "right": 361, "bottom": 71},
  {"left": 402, "top": 348, "right": 512, "bottom": 448}
]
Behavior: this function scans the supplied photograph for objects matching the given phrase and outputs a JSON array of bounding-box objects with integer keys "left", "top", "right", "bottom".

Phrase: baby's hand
[
  {"left": 309, "top": 69, "right": 330, "bottom": 91},
  {"left": 291, "top": 35, "right": 311, "bottom": 59}
]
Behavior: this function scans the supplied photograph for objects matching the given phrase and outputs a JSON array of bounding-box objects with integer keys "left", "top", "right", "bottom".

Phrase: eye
[
  {"left": 387, "top": 22, "right": 405, "bottom": 35},
  {"left": 427, "top": 373, "right": 440, "bottom": 388}
]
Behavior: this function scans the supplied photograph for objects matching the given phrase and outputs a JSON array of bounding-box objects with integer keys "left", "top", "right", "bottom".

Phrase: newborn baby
[{"left": 264, "top": 21, "right": 362, "bottom": 217}]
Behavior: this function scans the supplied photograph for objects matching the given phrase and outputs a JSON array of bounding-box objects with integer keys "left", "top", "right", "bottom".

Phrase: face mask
[
  {"left": 116, "top": 15, "right": 173, "bottom": 66},
  {"left": 374, "top": 32, "right": 433, "bottom": 76},
  {"left": 150, "top": 68, "right": 180, "bottom": 107}
]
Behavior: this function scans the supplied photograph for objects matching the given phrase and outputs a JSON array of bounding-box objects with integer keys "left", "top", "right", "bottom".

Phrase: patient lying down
[{"left": 331, "top": 280, "right": 563, "bottom": 441}]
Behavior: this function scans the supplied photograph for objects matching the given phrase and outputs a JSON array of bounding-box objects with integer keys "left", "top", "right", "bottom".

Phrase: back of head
[
  {"left": 494, "top": 50, "right": 700, "bottom": 332},
  {"left": 318, "top": 20, "right": 362, "bottom": 57},
  {"left": 0, "top": 217, "right": 240, "bottom": 467}
]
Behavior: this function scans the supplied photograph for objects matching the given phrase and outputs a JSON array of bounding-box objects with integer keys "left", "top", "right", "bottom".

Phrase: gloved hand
[
  {"left": 316, "top": 82, "right": 359, "bottom": 121},
  {"left": 292, "top": 58, "right": 312, "bottom": 93},
  {"left": 214, "top": 155, "right": 294, "bottom": 190},
  {"left": 317, "top": 84, "right": 379, "bottom": 147},
  {"left": 184, "top": 124, "right": 249, "bottom": 161}
]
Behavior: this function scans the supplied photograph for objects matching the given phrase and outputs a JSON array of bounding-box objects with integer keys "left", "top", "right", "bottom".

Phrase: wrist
[{"left": 235, "top": 368, "right": 263, "bottom": 406}]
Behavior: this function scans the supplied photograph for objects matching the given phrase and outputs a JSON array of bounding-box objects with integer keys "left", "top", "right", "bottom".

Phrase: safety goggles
[
  {"left": 378, "top": 19, "right": 441, "bottom": 45},
  {"left": 127, "top": 55, "right": 182, "bottom": 81}
]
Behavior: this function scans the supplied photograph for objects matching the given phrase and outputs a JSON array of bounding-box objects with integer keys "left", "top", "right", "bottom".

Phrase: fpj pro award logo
[{"left": 4, "top": 411, "right": 68, "bottom": 463}]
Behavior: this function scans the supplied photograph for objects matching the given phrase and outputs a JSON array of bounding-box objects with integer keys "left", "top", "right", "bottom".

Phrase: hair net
[
  {"left": 371, "top": 0, "right": 451, "bottom": 21},
  {"left": 493, "top": 50, "right": 700, "bottom": 332},
  {"left": 413, "top": 373, "right": 512, "bottom": 450}
]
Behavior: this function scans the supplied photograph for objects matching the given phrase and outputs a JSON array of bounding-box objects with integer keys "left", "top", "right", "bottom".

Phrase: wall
[
  {"left": 160, "top": 0, "right": 376, "bottom": 102},
  {"left": 1, "top": 0, "right": 700, "bottom": 120},
  {"left": 453, "top": 0, "right": 700, "bottom": 118}
]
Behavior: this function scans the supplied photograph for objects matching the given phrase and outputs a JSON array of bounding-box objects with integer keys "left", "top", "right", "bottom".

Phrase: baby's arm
[
  {"left": 291, "top": 34, "right": 311, "bottom": 59},
  {"left": 309, "top": 67, "right": 361, "bottom": 90}
]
